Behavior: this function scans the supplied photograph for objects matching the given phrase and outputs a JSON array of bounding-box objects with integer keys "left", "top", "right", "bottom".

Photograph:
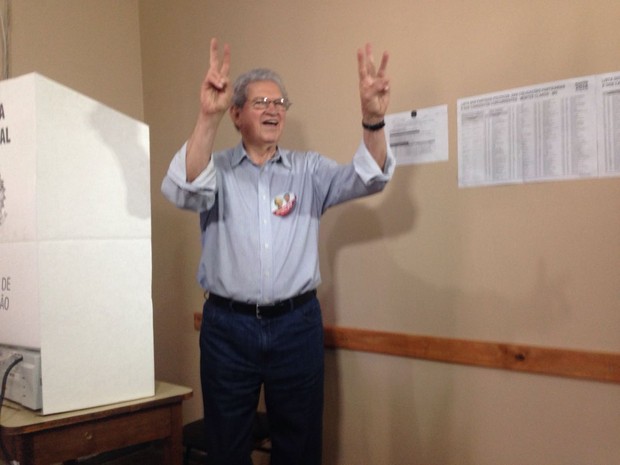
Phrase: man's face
[{"left": 231, "top": 80, "right": 286, "bottom": 147}]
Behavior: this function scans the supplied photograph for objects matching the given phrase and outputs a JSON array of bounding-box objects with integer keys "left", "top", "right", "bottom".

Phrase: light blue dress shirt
[{"left": 161, "top": 140, "right": 395, "bottom": 304}]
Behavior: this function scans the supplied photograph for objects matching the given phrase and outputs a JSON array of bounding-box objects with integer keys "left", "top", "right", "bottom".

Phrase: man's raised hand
[
  {"left": 357, "top": 43, "right": 390, "bottom": 125},
  {"left": 200, "top": 37, "right": 232, "bottom": 117}
]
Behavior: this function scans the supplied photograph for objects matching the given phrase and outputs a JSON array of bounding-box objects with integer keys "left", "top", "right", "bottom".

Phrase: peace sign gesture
[
  {"left": 199, "top": 37, "right": 232, "bottom": 118},
  {"left": 186, "top": 38, "right": 232, "bottom": 181},
  {"left": 357, "top": 43, "right": 390, "bottom": 125}
]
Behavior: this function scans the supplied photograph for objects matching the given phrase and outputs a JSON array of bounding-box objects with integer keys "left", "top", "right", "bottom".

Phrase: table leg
[{"left": 162, "top": 403, "right": 184, "bottom": 465}]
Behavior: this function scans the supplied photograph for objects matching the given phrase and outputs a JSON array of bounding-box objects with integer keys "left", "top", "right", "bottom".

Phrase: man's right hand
[
  {"left": 199, "top": 37, "right": 232, "bottom": 118},
  {"left": 186, "top": 38, "right": 232, "bottom": 182}
]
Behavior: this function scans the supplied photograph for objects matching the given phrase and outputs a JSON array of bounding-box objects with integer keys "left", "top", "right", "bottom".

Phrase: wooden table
[{"left": 0, "top": 381, "right": 192, "bottom": 465}]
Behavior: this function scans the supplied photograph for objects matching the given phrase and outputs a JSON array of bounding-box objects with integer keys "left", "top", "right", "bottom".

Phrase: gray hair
[{"left": 232, "top": 68, "right": 289, "bottom": 108}]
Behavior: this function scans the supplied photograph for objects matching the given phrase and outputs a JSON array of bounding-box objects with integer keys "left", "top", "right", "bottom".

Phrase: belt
[{"left": 208, "top": 290, "right": 316, "bottom": 319}]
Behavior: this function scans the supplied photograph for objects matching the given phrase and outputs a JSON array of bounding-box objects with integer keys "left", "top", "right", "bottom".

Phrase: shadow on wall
[
  {"left": 320, "top": 166, "right": 418, "bottom": 464},
  {"left": 89, "top": 105, "right": 151, "bottom": 221}
]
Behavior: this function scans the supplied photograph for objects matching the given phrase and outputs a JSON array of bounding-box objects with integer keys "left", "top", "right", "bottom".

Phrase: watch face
[{"left": 0, "top": 172, "right": 6, "bottom": 226}]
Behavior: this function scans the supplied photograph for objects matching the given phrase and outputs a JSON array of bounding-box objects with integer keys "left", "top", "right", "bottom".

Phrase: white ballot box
[{"left": 0, "top": 73, "right": 154, "bottom": 414}]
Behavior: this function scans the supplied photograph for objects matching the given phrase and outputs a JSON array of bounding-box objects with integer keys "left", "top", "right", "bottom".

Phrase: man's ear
[{"left": 229, "top": 105, "right": 241, "bottom": 131}]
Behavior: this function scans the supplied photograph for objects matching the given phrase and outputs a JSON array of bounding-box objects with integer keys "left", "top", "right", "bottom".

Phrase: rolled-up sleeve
[
  {"left": 161, "top": 142, "right": 217, "bottom": 212},
  {"left": 353, "top": 140, "right": 396, "bottom": 185}
]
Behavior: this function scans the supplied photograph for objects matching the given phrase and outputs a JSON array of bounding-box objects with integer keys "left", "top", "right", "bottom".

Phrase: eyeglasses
[{"left": 250, "top": 97, "right": 292, "bottom": 111}]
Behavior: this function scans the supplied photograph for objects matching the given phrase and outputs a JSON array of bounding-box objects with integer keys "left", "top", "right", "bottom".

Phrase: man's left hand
[{"left": 357, "top": 43, "right": 390, "bottom": 124}]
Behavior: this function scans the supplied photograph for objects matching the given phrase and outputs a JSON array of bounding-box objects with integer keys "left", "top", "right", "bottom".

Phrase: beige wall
[
  {"left": 10, "top": 0, "right": 144, "bottom": 121},
  {"left": 8, "top": 1, "right": 620, "bottom": 464}
]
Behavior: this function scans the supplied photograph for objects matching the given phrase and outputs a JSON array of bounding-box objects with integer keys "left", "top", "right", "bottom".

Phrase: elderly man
[{"left": 162, "top": 38, "right": 394, "bottom": 465}]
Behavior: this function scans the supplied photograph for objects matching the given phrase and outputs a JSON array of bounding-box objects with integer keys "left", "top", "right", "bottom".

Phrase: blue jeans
[{"left": 200, "top": 295, "right": 324, "bottom": 465}]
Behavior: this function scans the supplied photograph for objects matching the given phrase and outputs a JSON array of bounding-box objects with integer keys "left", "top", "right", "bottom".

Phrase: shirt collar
[{"left": 231, "top": 142, "right": 292, "bottom": 169}]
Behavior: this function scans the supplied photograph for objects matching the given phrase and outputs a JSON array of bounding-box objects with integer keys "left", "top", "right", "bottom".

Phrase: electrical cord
[{"left": 0, "top": 353, "right": 23, "bottom": 465}]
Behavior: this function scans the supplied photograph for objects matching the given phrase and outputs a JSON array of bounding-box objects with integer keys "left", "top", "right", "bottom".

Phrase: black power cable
[{"left": 0, "top": 354, "right": 24, "bottom": 465}]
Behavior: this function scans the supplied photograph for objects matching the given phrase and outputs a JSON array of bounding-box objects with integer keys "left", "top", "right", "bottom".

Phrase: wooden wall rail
[
  {"left": 193, "top": 313, "right": 620, "bottom": 384},
  {"left": 323, "top": 326, "right": 620, "bottom": 384}
]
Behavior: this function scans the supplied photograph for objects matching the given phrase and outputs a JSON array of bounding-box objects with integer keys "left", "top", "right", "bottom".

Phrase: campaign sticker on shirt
[{"left": 272, "top": 192, "right": 296, "bottom": 217}]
